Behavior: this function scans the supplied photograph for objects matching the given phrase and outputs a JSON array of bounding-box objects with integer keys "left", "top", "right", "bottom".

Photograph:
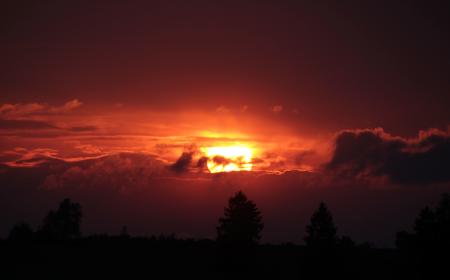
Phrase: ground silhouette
[
  {"left": 7, "top": 222, "right": 33, "bottom": 241},
  {"left": 1, "top": 193, "right": 449, "bottom": 279}
]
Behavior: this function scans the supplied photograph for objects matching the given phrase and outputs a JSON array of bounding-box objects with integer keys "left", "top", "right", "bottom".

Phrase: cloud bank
[
  {"left": 327, "top": 128, "right": 450, "bottom": 185},
  {"left": 0, "top": 99, "right": 82, "bottom": 117}
]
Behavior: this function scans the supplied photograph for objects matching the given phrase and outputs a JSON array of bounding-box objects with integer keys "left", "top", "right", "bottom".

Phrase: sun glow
[{"left": 202, "top": 145, "right": 253, "bottom": 173}]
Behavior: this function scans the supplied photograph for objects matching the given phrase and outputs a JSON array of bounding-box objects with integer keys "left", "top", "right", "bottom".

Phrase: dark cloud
[
  {"left": 0, "top": 119, "right": 98, "bottom": 132},
  {"left": 327, "top": 129, "right": 450, "bottom": 184},
  {"left": 40, "top": 152, "right": 167, "bottom": 190},
  {"left": 196, "top": 156, "right": 209, "bottom": 170},
  {"left": 212, "top": 155, "right": 231, "bottom": 165},
  {"left": 294, "top": 150, "right": 315, "bottom": 165},
  {"left": 67, "top": 125, "right": 98, "bottom": 132},
  {"left": 0, "top": 119, "right": 58, "bottom": 130},
  {"left": 170, "top": 152, "right": 193, "bottom": 173},
  {"left": 0, "top": 152, "right": 22, "bottom": 163}
]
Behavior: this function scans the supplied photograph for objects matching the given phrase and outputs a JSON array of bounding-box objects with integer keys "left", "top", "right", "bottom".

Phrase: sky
[{"left": 1, "top": 1, "right": 450, "bottom": 246}]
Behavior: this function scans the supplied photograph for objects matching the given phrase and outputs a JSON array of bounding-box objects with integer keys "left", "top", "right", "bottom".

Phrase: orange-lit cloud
[
  {"left": 271, "top": 105, "right": 283, "bottom": 113},
  {"left": 0, "top": 99, "right": 82, "bottom": 117},
  {"left": 0, "top": 99, "right": 328, "bottom": 172},
  {"left": 0, "top": 98, "right": 448, "bottom": 182}
]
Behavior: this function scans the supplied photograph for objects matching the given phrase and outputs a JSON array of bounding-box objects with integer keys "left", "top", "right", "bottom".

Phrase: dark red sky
[
  {"left": 1, "top": 1, "right": 450, "bottom": 246},
  {"left": 2, "top": 1, "right": 450, "bottom": 134}
]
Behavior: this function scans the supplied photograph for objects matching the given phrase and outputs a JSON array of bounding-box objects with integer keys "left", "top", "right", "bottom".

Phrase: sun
[{"left": 201, "top": 145, "right": 253, "bottom": 173}]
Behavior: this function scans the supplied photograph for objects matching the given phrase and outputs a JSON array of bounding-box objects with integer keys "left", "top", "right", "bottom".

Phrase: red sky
[{"left": 1, "top": 1, "right": 450, "bottom": 246}]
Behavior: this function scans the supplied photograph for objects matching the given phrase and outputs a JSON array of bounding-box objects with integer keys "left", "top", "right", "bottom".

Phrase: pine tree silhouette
[
  {"left": 396, "top": 193, "right": 450, "bottom": 279},
  {"left": 410, "top": 193, "right": 450, "bottom": 249},
  {"left": 304, "top": 202, "right": 337, "bottom": 249},
  {"left": 217, "top": 191, "right": 263, "bottom": 245}
]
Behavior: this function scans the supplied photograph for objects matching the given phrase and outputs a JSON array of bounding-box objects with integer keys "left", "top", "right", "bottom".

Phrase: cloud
[
  {"left": 0, "top": 150, "right": 24, "bottom": 163},
  {"left": 170, "top": 152, "right": 194, "bottom": 173},
  {"left": 293, "top": 150, "right": 315, "bottom": 165},
  {"left": 0, "top": 148, "right": 61, "bottom": 167},
  {"left": 255, "top": 149, "right": 316, "bottom": 172},
  {"left": 67, "top": 125, "right": 98, "bottom": 132},
  {"left": 75, "top": 144, "right": 102, "bottom": 155},
  {"left": 212, "top": 155, "right": 231, "bottom": 165},
  {"left": 0, "top": 103, "right": 45, "bottom": 116},
  {"left": 0, "top": 120, "right": 98, "bottom": 133},
  {"left": 39, "top": 152, "right": 167, "bottom": 190},
  {"left": 196, "top": 156, "right": 209, "bottom": 170},
  {"left": 47, "top": 99, "right": 83, "bottom": 114},
  {"left": 0, "top": 119, "right": 98, "bottom": 134},
  {"left": 326, "top": 128, "right": 450, "bottom": 184},
  {"left": 216, "top": 106, "right": 230, "bottom": 113},
  {"left": 0, "top": 99, "right": 95, "bottom": 133},
  {"left": 0, "top": 99, "right": 82, "bottom": 117},
  {"left": 0, "top": 119, "right": 58, "bottom": 130},
  {"left": 271, "top": 105, "right": 283, "bottom": 113}
]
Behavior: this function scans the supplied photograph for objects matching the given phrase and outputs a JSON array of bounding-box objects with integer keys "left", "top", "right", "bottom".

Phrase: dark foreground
[{"left": 0, "top": 237, "right": 434, "bottom": 280}]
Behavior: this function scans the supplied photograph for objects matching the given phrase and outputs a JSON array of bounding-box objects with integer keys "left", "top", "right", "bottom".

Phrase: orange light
[{"left": 201, "top": 145, "right": 253, "bottom": 173}]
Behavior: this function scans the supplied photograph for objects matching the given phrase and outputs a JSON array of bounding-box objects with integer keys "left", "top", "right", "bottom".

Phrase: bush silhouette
[
  {"left": 8, "top": 222, "right": 34, "bottom": 241},
  {"left": 338, "top": 235, "right": 356, "bottom": 249},
  {"left": 304, "top": 202, "right": 337, "bottom": 249},
  {"left": 216, "top": 191, "right": 263, "bottom": 245},
  {"left": 39, "top": 198, "right": 82, "bottom": 240},
  {"left": 120, "top": 225, "right": 130, "bottom": 238}
]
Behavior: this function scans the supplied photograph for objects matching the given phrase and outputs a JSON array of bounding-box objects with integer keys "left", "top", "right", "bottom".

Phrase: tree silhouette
[
  {"left": 414, "top": 206, "right": 437, "bottom": 246},
  {"left": 40, "top": 198, "right": 82, "bottom": 240},
  {"left": 304, "top": 202, "right": 337, "bottom": 249},
  {"left": 397, "top": 193, "right": 450, "bottom": 250},
  {"left": 217, "top": 191, "right": 263, "bottom": 245},
  {"left": 8, "top": 222, "right": 34, "bottom": 241},
  {"left": 120, "top": 225, "right": 130, "bottom": 238},
  {"left": 412, "top": 193, "right": 450, "bottom": 248},
  {"left": 434, "top": 193, "right": 450, "bottom": 246},
  {"left": 396, "top": 193, "right": 450, "bottom": 278}
]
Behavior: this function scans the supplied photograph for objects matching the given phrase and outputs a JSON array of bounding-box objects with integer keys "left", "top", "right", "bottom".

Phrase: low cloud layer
[
  {"left": 0, "top": 99, "right": 89, "bottom": 133},
  {"left": 0, "top": 99, "right": 82, "bottom": 117},
  {"left": 0, "top": 119, "right": 58, "bottom": 130},
  {"left": 327, "top": 128, "right": 450, "bottom": 185}
]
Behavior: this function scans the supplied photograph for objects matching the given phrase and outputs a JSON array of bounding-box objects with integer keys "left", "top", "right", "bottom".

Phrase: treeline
[
  {"left": 2, "top": 192, "right": 450, "bottom": 279},
  {"left": 7, "top": 192, "right": 450, "bottom": 249},
  {"left": 5, "top": 192, "right": 363, "bottom": 247}
]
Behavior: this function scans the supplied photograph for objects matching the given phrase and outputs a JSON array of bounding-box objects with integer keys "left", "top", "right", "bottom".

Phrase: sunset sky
[{"left": 1, "top": 1, "right": 450, "bottom": 246}]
